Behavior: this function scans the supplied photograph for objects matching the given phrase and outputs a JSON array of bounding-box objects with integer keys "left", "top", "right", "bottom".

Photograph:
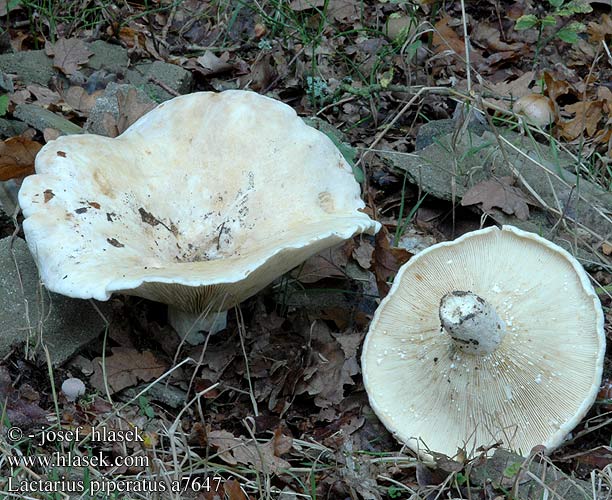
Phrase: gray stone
[
  {"left": 0, "top": 50, "right": 55, "bottom": 86},
  {"left": 84, "top": 82, "right": 156, "bottom": 136},
  {"left": 123, "top": 383, "right": 187, "bottom": 408},
  {"left": 469, "top": 449, "right": 594, "bottom": 499},
  {"left": 380, "top": 119, "right": 612, "bottom": 270},
  {"left": 13, "top": 103, "right": 83, "bottom": 135},
  {"left": 125, "top": 61, "right": 193, "bottom": 102},
  {"left": 87, "top": 40, "right": 129, "bottom": 75},
  {"left": 0, "top": 117, "right": 29, "bottom": 138},
  {"left": 0, "top": 237, "right": 109, "bottom": 365}
]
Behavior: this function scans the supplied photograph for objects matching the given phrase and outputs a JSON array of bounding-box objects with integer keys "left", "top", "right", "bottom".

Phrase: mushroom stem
[
  {"left": 439, "top": 291, "right": 506, "bottom": 354},
  {"left": 168, "top": 307, "right": 228, "bottom": 338}
]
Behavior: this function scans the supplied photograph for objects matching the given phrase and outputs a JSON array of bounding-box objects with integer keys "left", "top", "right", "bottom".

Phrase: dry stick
[
  {"left": 148, "top": 75, "right": 181, "bottom": 97},
  {"left": 459, "top": 0, "right": 472, "bottom": 93},
  {"left": 354, "top": 86, "right": 454, "bottom": 171},
  {"left": 161, "top": 2, "right": 177, "bottom": 42}
]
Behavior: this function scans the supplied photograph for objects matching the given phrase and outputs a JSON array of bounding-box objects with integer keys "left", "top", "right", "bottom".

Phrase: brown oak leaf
[
  {"left": 461, "top": 176, "right": 531, "bottom": 220},
  {"left": 45, "top": 38, "right": 93, "bottom": 76},
  {"left": 90, "top": 347, "right": 167, "bottom": 394},
  {"left": 0, "top": 136, "right": 42, "bottom": 181}
]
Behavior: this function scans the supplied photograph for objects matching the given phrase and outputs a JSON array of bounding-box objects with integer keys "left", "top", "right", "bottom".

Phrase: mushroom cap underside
[{"left": 361, "top": 225, "right": 605, "bottom": 458}]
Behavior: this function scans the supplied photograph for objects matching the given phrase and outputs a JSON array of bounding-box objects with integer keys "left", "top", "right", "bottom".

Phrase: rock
[
  {"left": 0, "top": 237, "right": 109, "bottom": 365},
  {"left": 84, "top": 82, "right": 156, "bottom": 136},
  {"left": 0, "top": 117, "right": 29, "bottom": 138},
  {"left": 468, "top": 449, "right": 594, "bottom": 500},
  {"left": 13, "top": 103, "right": 83, "bottom": 135},
  {"left": 87, "top": 40, "right": 129, "bottom": 75},
  {"left": 123, "top": 383, "right": 187, "bottom": 408},
  {"left": 0, "top": 50, "right": 55, "bottom": 86},
  {"left": 125, "top": 61, "right": 193, "bottom": 102},
  {"left": 380, "top": 119, "right": 612, "bottom": 269}
]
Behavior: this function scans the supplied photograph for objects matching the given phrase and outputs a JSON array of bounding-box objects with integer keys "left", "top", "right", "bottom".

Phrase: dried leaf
[
  {"left": 63, "top": 86, "right": 103, "bottom": 115},
  {"left": 433, "top": 16, "right": 466, "bottom": 57},
  {"left": 196, "top": 51, "right": 234, "bottom": 76},
  {"left": 208, "top": 430, "right": 291, "bottom": 473},
  {"left": 224, "top": 480, "right": 248, "bottom": 500},
  {"left": 116, "top": 88, "right": 156, "bottom": 135},
  {"left": 461, "top": 176, "right": 531, "bottom": 220},
  {"left": 289, "top": 0, "right": 324, "bottom": 11},
  {"left": 587, "top": 14, "right": 612, "bottom": 43},
  {"left": 239, "top": 55, "right": 275, "bottom": 91},
  {"left": 372, "top": 226, "right": 412, "bottom": 298},
  {"left": 43, "top": 128, "right": 61, "bottom": 142},
  {"left": 46, "top": 38, "right": 93, "bottom": 76},
  {"left": 208, "top": 430, "right": 238, "bottom": 464},
  {"left": 560, "top": 100, "right": 604, "bottom": 140},
  {"left": 575, "top": 446, "right": 612, "bottom": 470},
  {"left": 543, "top": 72, "right": 573, "bottom": 103},
  {"left": 0, "top": 367, "right": 47, "bottom": 430},
  {"left": 296, "top": 322, "right": 358, "bottom": 408},
  {"left": 352, "top": 240, "right": 374, "bottom": 269},
  {"left": 90, "top": 347, "right": 167, "bottom": 394},
  {"left": 483, "top": 71, "right": 535, "bottom": 110},
  {"left": 27, "top": 84, "right": 61, "bottom": 105},
  {"left": 293, "top": 242, "right": 351, "bottom": 283},
  {"left": 0, "top": 136, "right": 42, "bottom": 181}
]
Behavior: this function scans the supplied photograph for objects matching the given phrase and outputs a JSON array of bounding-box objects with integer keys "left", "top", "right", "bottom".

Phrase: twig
[
  {"left": 460, "top": 0, "right": 472, "bottom": 93},
  {"left": 148, "top": 75, "right": 181, "bottom": 97}
]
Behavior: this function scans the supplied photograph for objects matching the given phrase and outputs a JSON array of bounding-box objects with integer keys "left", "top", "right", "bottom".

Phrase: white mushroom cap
[
  {"left": 361, "top": 225, "right": 605, "bottom": 459},
  {"left": 61, "top": 377, "right": 86, "bottom": 401},
  {"left": 18, "top": 91, "right": 380, "bottom": 315}
]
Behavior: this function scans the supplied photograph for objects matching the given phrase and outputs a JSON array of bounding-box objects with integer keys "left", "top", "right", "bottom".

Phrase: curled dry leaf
[
  {"left": 90, "top": 347, "right": 167, "bottom": 394},
  {"left": 45, "top": 37, "right": 93, "bottom": 76},
  {"left": 461, "top": 176, "right": 531, "bottom": 221},
  {"left": 0, "top": 136, "right": 42, "bottom": 181},
  {"left": 543, "top": 72, "right": 573, "bottom": 103}
]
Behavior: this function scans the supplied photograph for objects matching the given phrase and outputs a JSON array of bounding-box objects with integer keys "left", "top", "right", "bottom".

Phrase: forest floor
[{"left": 0, "top": 0, "right": 610, "bottom": 499}]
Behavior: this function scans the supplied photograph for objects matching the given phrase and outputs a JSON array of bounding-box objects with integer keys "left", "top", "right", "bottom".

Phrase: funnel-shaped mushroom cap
[
  {"left": 362, "top": 226, "right": 605, "bottom": 458},
  {"left": 18, "top": 91, "right": 380, "bottom": 312}
]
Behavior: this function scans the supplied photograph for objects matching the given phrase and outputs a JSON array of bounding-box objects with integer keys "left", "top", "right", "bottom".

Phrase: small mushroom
[
  {"left": 362, "top": 225, "right": 605, "bottom": 458},
  {"left": 18, "top": 91, "right": 380, "bottom": 335},
  {"left": 514, "top": 94, "right": 555, "bottom": 127},
  {"left": 61, "top": 377, "right": 86, "bottom": 401}
]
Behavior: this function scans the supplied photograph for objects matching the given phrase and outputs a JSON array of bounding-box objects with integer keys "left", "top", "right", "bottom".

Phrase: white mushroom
[
  {"left": 361, "top": 225, "right": 605, "bottom": 459},
  {"left": 61, "top": 377, "right": 86, "bottom": 401},
  {"left": 18, "top": 91, "right": 380, "bottom": 335}
]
